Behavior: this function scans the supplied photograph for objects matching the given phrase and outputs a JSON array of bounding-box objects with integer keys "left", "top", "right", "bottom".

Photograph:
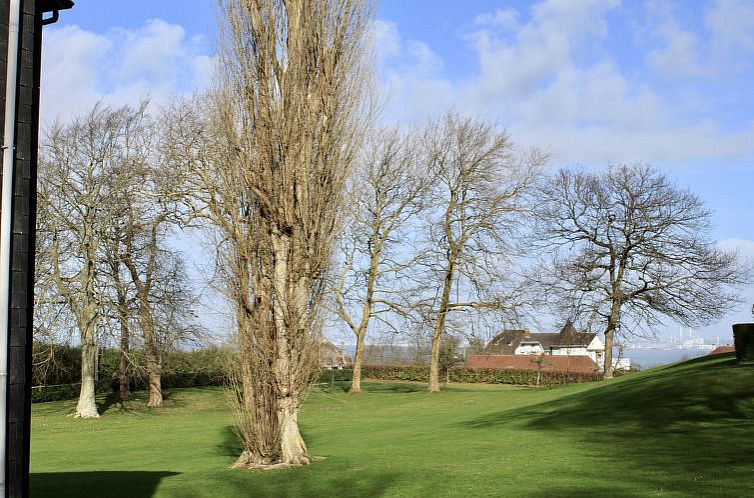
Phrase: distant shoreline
[{"left": 619, "top": 347, "right": 711, "bottom": 369}]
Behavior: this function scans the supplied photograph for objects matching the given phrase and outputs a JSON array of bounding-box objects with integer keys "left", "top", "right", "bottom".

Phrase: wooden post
[{"left": 1, "top": 2, "right": 72, "bottom": 496}]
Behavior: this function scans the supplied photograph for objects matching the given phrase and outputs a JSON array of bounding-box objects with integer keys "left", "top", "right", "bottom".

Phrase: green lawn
[{"left": 31, "top": 353, "right": 754, "bottom": 497}]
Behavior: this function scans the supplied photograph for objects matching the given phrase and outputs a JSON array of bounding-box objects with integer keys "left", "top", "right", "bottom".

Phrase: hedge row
[
  {"left": 32, "top": 345, "right": 602, "bottom": 403},
  {"left": 31, "top": 383, "right": 81, "bottom": 403},
  {"left": 329, "top": 365, "right": 601, "bottom": 386},
  {"left": 449, "top": 366, "right": 602, "bottom": 385},
  {"left": 32, "top": 345, "right": 231, "bottom": 402}
]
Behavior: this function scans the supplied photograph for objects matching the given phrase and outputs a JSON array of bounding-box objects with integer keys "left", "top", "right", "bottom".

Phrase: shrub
[
  {"left": 350, "top": 364, "right": 601, "bottom": 386},
  {"left": 31, "top": 344, "right": 232, "bottom": 402},
  {"left": 315, "top": 368, "right": 354, "bottom": 383},
  {"left": 450, "top": 367, "right": 601, "bottom": 386},
  {"left": 31, "top": 383, "right": 80, "bottom": 403}
]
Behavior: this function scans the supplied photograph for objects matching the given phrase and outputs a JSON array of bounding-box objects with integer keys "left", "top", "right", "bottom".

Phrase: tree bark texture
[
  {"left": 74, "top": 309, "right": 99, "bottom": 418},
  {"left": 428, "top": 259, "right": 455, "bottom": 393}
]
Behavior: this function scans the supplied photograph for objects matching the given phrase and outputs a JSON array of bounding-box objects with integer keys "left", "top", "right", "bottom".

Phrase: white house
[
  {"left": 550, "top": 334, "right": 605, "bottom": 365},
  {"left": 486, "top": 321, "right": 629, "bottom": 370},
  {"left": 514, "top": 341, "right": 545, "bottom": 356}
]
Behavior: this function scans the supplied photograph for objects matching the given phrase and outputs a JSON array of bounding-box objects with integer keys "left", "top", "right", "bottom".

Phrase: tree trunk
[
  {"left": 117, "top": 306, "right": 131, "bottom": 401},
  {"left": 270, "top": 232, "right": 310, "bottom": 465},
  {"left": 428, "top": 258, "right": 455, "bottom": 393},
  {"left": 349, "top": 330, "right": 366, "bottom": 394},
  {"left": 144, "top": 332, "right": 162, "bottom": 406},
  {"left": 118, "top": 343, "right": 131, "bottom": 401},
  {"left": 603, "top": 327, "right": 615, "bottom": 379},
  {"left": 278, "top": 396, "right": 310, "bottom": 465},
  {"left": 348, "top": 247, "right": 379, "bottom": 394},
  {"left": 428, "top": 328, "right": 443, "bottom": 392},
  {"left": 75, "top": 315, "right": 99, "bottom": 418}
]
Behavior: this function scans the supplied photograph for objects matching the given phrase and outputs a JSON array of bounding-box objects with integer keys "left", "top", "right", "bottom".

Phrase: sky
[{"left": 40, "top": 0, "right": 754, "bottom": 341}]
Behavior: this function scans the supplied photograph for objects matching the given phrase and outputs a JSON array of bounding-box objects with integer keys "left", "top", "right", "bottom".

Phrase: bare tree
[
  {"left": 534, "top": 164, "right": 747, "bottom": 378},
  {"left": 111, "top": 161, "right": 185, "bottom": 407},
  {"left": 97, "top": 108, "right": 154, "bottom": 404},
  {"left": 331, "top": 127, "right": 429, "bottom": 393},
  {"left": 165, "top": 0, "right": 372, "bottom": 468},
  {"left": 101, "top": 239, "right": 135, "bottom": 401},
  {"left": 38, "top": 103, "right": 149, "bottom": 418},
  {"left": 419, "top": 112, "right": 545, "bottom": 393},
  {"left": 94, "top": 102, "right": 200, "bottom": 407},
  {"left": 33, "top": 191, "right": 77, "bottom": 385}
]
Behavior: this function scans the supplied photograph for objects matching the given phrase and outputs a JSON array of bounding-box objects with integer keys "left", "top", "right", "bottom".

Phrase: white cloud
[
  {"left": 718, "top": 238, "right": 754, "bottom": 265},
  {"left": 370, "top": 20, "right": 454, "bottom": 123},
  {"left": 374, "top": 0, "right": 754, "bottom": 166},
  {"left": 645, "top": 0, "right": 754, "bottom": 78},
  {"left": 370, "top": 20, "right": 401, "bottom": 61},
  {"left": 41, "top": 26, "right": 112, "bottom": 124},
  {"left": 474, "top": 9, "right": 520, "bottom": 31},
  {"left": 707, "top": 0, "right": 754, "bottom": 54},
  {"left": 647, "top": 21, "right": 705, "bottom": 77},
  {"left": 41, "top": 20, "right": 213, "bottom": 124},
  {"left": 466, "top": 0, "right": 619, "bottom": 102}
]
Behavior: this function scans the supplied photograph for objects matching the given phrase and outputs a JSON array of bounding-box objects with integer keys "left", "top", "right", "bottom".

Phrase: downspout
[{"left": 1, "top": 0, "right": 22, "bottom": 495}]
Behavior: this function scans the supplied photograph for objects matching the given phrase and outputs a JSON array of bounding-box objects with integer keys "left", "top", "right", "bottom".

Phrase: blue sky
[{"left": 42, "top": 1, "right": 754, "bottom": 339}]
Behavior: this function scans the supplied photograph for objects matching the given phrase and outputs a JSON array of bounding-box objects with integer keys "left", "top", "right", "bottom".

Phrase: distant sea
[{"left": 621, "top": 348, "right": 711, "bottom": 369}]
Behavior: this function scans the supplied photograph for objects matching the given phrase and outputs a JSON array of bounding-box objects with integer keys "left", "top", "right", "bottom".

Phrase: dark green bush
[
  {"left": 31, "top": 383, "right": 80, "bottom": 403},
  {"left": 450, "top": 367, "right": 601, "bottom": 385},
  {"left": 31, "top": 344, "right": 231, "bottom": 402},
  {"left": 733, "top": 323, "right": 754, "bottom": 362},
  {"left": 315, "top": 368, "right": 354, "bottom": 383}
]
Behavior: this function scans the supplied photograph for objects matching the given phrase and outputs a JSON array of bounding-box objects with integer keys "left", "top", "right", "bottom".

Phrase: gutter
[{"left": 0, "top": 0, "right": 23, "bottom": 495}]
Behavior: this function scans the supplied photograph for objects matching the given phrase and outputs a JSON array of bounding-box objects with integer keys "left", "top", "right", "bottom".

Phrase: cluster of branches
[
  {"left": 331, "top": 112, "right": 547, "bottom": 393},
  {"left": 529, "top": 164, "right": 748, "bottom": 378},
  {"left": 335, "top": 153, "right": 748, "bottom": 386},
  {"left": 35, "top": 101, "right": 201, "bottom": 418}
]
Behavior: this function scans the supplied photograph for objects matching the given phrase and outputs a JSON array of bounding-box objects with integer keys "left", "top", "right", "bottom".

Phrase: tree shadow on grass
[
  {"left": 212, "top": 425, "right": 403, "bottom": 497},
  {"left": 96, "top": 391, "right": 122, "bottom": 414},
  {"left": 459, "top": 354, "right": 754, "bottom": 496},
  {"left": 96, "top": 389, "right": 183, "bottom": 415},
  {"left": 315, "top": 380, "right": 351, "bottom": 394},
  {"left": 463, "top": 355, "right": 751, "bottom": 430},
  {"left": 362, "top": 382, "right": 427, "bottom": 394},
  {"left": 30, "top": 471, "right": 179, "bottom": 498},
  {"left": 216, "top": 425, "right": 321, "bottom": 462},
  {"left": 218, "top": 424, "right": 243, "bottom": 459},
  {"left": 217, "top": 468, "right": 400, "bottom": 498}
]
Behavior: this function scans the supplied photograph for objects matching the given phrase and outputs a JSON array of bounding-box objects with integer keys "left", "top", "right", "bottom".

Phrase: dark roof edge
[{"left": 40, "top": 0, "right": 74, "bottom": 13}]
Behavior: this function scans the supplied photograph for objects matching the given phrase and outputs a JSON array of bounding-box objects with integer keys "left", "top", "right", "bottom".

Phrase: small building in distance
[
  {"left": 708, "top": 345, "right": 735, "bottom": 356},
  {"left": 476, "top": 320, "right": 631, "bottom": 372},
  {"left": 485, "top": 320, "right": 606, "bottom": 366},
  {"left": 319, "top": 342, "right": 352, "bottom": 370}
]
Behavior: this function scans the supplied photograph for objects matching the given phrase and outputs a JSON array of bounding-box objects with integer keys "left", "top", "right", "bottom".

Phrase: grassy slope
[{"left": 31, "top": 353, "right": 754, "bottom": 497}]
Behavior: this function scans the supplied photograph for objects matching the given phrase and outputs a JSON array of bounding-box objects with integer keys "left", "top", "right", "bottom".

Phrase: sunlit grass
[{"left": 31, "top": 353, "right": 754, "bottom": 497}]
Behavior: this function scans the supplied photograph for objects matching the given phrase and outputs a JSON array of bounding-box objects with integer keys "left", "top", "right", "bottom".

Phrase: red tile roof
[
  {"left": 708, "top": 345, "right": 735, "bottom": 356},
  {"left": 467, "top": 354, "right": 599, "bottom": 373}
]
